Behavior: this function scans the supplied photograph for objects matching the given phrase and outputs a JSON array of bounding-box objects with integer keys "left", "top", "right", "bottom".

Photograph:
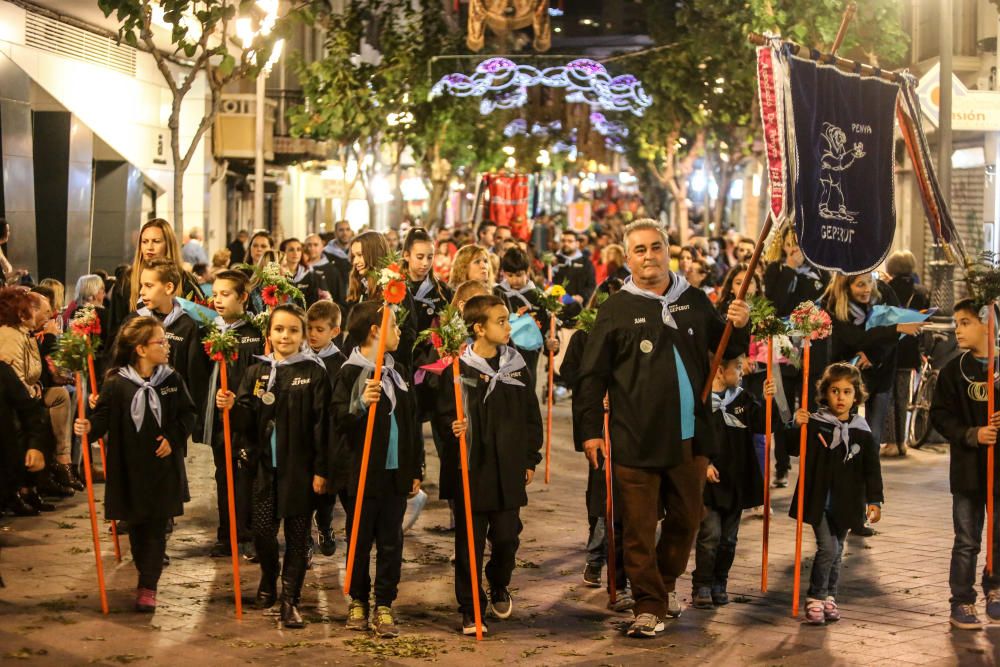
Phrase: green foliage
[
  {"left": 966, "top": 252, "right": 1000, "bottom": 310},
  {"left": 575, "top": 291, "right": 609, "bottom": 334},
  {"left": 748, "top": 294, "right": 789, "bottom": 338},
  {"left": 415, "top": 304, "right": 469, "bottom": 357}
]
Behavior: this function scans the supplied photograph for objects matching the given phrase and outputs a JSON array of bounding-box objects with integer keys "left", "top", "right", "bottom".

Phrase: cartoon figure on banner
[{"left": 818, "top": 123, "right": 865, "bottom": 223}]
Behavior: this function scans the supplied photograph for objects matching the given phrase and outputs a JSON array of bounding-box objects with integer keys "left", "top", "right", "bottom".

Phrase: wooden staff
[
  {"left": 702, "top": 214, "right": 774, "bottom": 403},
  {"left": 219, "top": 361, "right": 243, "bottom": 618},
  {"left": 762, "top": 336, "right": 773, "bottom": 592},
  {"left": 75, "top": 373, "right": 108, "bottom": 615},
  {"left": 452, "top": 356, "right": 484, "bottom": 640},
  {"left": 87, "top": 355, "right": 120, "bottom": 561},
  {"left": 343, "top": 305, "right": 392, "bottom": 595},
  {"left": 792, "top": 340, "right": 811, "bottom": 616},
  {"left": 603, "top": 400, "right": 616, "bottom": 605},
  {"left": 989, "top": 305, "right": 996, "bottom": 575}
]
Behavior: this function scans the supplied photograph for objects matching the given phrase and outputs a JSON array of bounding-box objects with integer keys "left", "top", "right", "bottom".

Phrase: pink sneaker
[
  {"left": 805, "top": 598, "right": 825, "bottom": 625},
  {"left": 135, "top": 587, "right": 157, "bottom": 613},
  {"left": 823, "top": 597, "right": 840, "bottom": 622}
]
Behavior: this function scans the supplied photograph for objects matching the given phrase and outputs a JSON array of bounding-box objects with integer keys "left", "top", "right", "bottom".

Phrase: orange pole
[
  {"left": 762, "top": 337, "right": 773, "bottom": 592},
  {"left": 792, "top": 340, "right": 811, "bottom": 616},
  {"left": 87, "top": 355, "right": 120, "bottom": 561},
  {"left": 219, "top": 361, "right": 243, "bottom": 618},
  {"left": 989, "top": 306, "right": 995, "bottom": 575},
  {"left": 545, "top": 314, "right": 556, "bottom": 484},
  {"left": 343, "top": 305, "right": 392, "bottom": 595},
  {"left": 603, "top": 400, "right": 616, "bottom": 605},
  {"left": 75, "top": 373, "right": 109, "bottom": 615},
  {"left": 453, "top": 356, "right": 484, "bottom": 640}
]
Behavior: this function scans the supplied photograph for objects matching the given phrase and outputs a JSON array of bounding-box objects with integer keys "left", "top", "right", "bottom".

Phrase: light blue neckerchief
[
  {"left": 137, "top": 299, "right": 185, "bottom": 328},
  {"left": 118, "top": 364, "right": 174, "bottom": 431},
  {"left": 711, "top": 386, "right": 747, "bottom": 429},
  {"left": 811, "top": 407, "right": 871, "bottom": 462},
  {"left": 342, "top": 349, "right": 406, "bottom": 470},
  {"left": 411, "top": 275, "right": 438, "bottom": 312},
  {"left": 498, "top": 279, "right": 538, "bottom": 309},
  {"left": 460, "top": 344, "right": 527, "bottom": 400},
  {"left": 620, "top": 273, "right": 691, "bottom": 329}
]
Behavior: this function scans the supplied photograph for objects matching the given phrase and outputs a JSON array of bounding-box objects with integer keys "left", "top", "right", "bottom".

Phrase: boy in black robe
[
  {"left": 495, "top": 247, "right": 550, "bottom": 391},
  {"left": 332, "top": 301, "right": 422, "bottom": 639},
  {"left": 437, "top": 294, "right": 543, "bottom": 636},
  {"left": 931, "top": 299, "right": 1000, "bottom": 630},
  {"left": 692, "top": 355, "right": 769, "bottom": 608}
]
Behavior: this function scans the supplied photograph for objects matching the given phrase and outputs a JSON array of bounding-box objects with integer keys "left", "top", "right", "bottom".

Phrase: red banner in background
[{"left": 486, "top": 174, "right": 530, "bottom": 239}]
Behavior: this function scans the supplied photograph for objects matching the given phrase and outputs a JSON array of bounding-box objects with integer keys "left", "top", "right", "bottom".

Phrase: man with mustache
[{"left": 577, "top": 219, "right": 750, "bottom": 638}]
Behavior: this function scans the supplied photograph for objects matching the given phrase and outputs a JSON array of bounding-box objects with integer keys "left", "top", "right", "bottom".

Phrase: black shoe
[
  {"left": 255, "top": 580, "right": 277, "bottom": 610},
  {"left": 583, "top": 563, "right": 602, "bottom": 588},
  {"left": 35, "top": 471, "right": 74, "bottom": 498},
  {"left": 209, "top": 541, "right": 230, "bottom": 558},
  {"left": 488, "top": 586, "right": 513, "bottom": 619},
  {"left": 280, "top": 599, "right": 304, "bottom": 628},
  {"left": 852, "top": 525, "right": 876, "bottom": 537},
  {"left": 5, "top": 494, "right": 40, "bottom": 516},
  {"left": 462, "top": 611, "right": 488, "bottom": 636},
  {"left": 22, "top": 490, "right": 55, "bottom": 512},
  {"left": 318, "top": 530, "right": 336, "bottom": 557},
  {"left": 53, "top": 463, "right": 85, "bottom": 491}
]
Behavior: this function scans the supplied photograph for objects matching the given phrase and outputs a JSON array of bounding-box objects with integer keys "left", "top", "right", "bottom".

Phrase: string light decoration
[
  {"left": 590, "top": 112, "right": 628, "bottom": 139},
  {"left": 503, "top": 119, "right": 563, "bottom": 138},
  {"left": 431, "top": 57, "right": 652, "bottom": 116}
]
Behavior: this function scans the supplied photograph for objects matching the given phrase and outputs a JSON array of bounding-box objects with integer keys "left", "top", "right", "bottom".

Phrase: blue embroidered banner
[{"left": 787, "top": 53, "right": 900, "bottom": 275}]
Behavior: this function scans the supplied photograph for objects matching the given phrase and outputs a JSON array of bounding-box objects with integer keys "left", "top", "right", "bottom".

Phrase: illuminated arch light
[
  {"left": 503, "top": 119, "right": 529, "bottom": 137},
  {"left": 589, "top": 112, "right": 628, "bottom": 139},
  {"left": 431, "top": 57, "right": 652, "bottom": 117}
]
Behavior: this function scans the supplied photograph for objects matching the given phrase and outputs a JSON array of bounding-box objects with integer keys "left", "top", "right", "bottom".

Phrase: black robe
[
  {"left": 577, "top": 284, "right": 750, "bottom": 468},
  {"left": 232, "top": 358, "right": 332, "bottom": 518},
  {"left": 433, "top": 350, "right": 543, "bottom": 511},
  {"left": 86, "top": 370, "right": 196, "bottom": 522},
  {"left": 0, "top": 362, "right": 47, "bottom": 496},
  {"left": 825, "top": 281, "right": 901, "bottom": 394},
  {"left": 311, "top": 260, "right": 347, "bottom": 309},
  {"left": 887, "top": 275, "right": 931, "bottom": 371},
  {"left": 494, "top": 283, "right": 550, "bottom": 387},
  {"left": 342, "top": 293, "right": 420, "bottom": 375},
  {"left": 786, "top": 417, "right": 884, "bottom": 531},
  {"left": 762, "top": 262, "right": 828, "bottom": 318},
  {"left": 560, "top": 328, "right": 588, "bottom": 453},
  {"left": 332, "top": 358, "right": 423, "bottom": 499},
  {"left": 931, "top": 352, "right": 1000, "bottom": 497},
  {"left": 201, "top": 319, "right": 264, "bottom": 448},
  {"left": 553, "top": 251, "right": 596, "bottom": 304},
  {"left": 107, "top": 272, "right": 205, "bottom": 340},
  {"left": 705, "top": 389, "right": 765, "bottom": 513},
  {"left": 408, "top": 276, "right": 454, "bottom": 416},
  {"left": 315, "top": 348, "right": 348, "bottom": 491},
  {"left": 290, "top": 267, "right": 326, "bottom": 307}
]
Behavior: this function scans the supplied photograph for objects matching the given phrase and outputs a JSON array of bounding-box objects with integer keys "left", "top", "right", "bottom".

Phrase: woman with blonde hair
[
  {"left": 447, "top": 244, "right": 493, "bottom": 289},
  {"left": 107, "top": 218, "right": 204, "bottom": 335}
]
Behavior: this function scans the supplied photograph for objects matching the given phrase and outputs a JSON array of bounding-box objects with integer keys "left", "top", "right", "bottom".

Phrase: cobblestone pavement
[{"left": 0, "top": 403, "right": 998, "bottom": 666}]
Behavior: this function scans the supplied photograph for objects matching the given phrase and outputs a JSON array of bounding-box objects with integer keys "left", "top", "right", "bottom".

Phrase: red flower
[
  {"left": 211, "top": 351, "right": 224, "bottom": 362},
  {"left": 203, "top": 341, "right": 213, "bottom": 356},
  {"left": 384, "top": 279, "right": 407, "bottom": 305},
  {"left": 229, "top": 352, "right": 239, "bottom": 362},
  {"left": 430, "top": 331, "right": 443, "bottom": 350},
  {"left": 262, "top": 285, "right": 279, "bottom": 307},
  {"left": 386, "top": 262, "right": 402, "bottom": 276}
]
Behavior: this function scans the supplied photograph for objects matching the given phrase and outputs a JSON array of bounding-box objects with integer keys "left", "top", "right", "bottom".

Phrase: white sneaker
[{"left": 665, "top": 591, "right": 682, "bottom": 618}]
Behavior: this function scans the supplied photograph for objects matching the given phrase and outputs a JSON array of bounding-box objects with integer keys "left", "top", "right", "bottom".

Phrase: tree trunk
[{"left": 173, "top": 163, "right": 184, "bottom": 230}]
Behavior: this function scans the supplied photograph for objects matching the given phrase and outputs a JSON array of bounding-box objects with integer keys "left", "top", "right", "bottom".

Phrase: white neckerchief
[
  {"left": 325, "top": 241, "right": 349, "bottom": 261},
  {"left": 313, "top": 341, "right": 341, "bottom": 359},
  {"left": 253, "top": 351, "right": 325, "bottom": 393},
  {"left": 559, "top": 250, "right": 583, "bottom": 264},
  {"left": 711, "top": 386, "right": 747, "bottom": 429},
  {"left": 290, "top": 264, "right": 309, "bottom": 283},
  {"left": 118, "top": 364, "right": 174, "bottom": 431},
  {"left": 310, "top": 255, "right": 330, "bottom": 268},
  {"left": 342, "top": 347, "right": 408, "bottom": 414},
  {"left": 811, "top": 407, "right": 870, "bottom": 462},
  {"left": 788, "top": 264, "right": 821, "bottom": 293},
  {"left": 498, "top": 279, "right": 538, "bottom": 309},
  {"left": 411, "top": 275, "right": 438, "bottom": 311},
  {"left": 621, "top": 273, "right": 691, "bottom": 329},
  {"left": 848, "top": 301, "right": 870, "bottom": 326},
  {"left": 138, "top": 299, "right": 184, "bottom": 328},
  {"left": 460, "top": 344, "right": 526, "bottom": 400}
]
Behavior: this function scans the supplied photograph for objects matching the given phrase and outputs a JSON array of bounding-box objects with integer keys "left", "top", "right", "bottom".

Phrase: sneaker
[
  {"left": 240, "top": 541, "right": 258, "bottom": 562},
  {"left": 209, "top": 541, "right": 230, "bottom": 558},
  {"left": 488, "top": 586, "right": 513, "bottom": 619},
  {"left": 461, "top": 611, "right": 488, "bottom": 636},
  {"left": 554, "top": 385, "right": 569, "bottom": 401},
  {"left": 608, "top": 588, "right": 635, "bottom": 612},
  {"left": 692, "top": 586, "right": 713, "bottom": 609},
  {"left": 773, "top": 473, "right": 789, "bottom": 488},
  {"left": 665, "top": 591, "right": 682, "bottom": 618},
  {"left": 346, "top": 599, "right": 369, "bottom": 632},
  {"left": 372, "top": 606, "right": 399, "bottom": 638},
  {"left": 711, "top": 585, "right": 729, "bottom": 606},
  {"left": 987, "top": 590, "right": 1000, "bottom": 623},
  {"left": 950, "top": 603, "right": 983, "bottom": 630},
  {"left": 626, "top": 612, "right": 664, "bottom": 638},
  {"left": 318, "top": 530, "right": 336, "bottom": 557},
  {"left": 805, "top": 598, "right": 825, "bottom": 625},
  {"left": 582, "top": 563, "right": 602, "bottom": 588},
  {"left": 135, "top": 587, "right": 156, "bottom": 613},
  {"left": 823, "top": 596, "right": 840, "bottom": 622}
]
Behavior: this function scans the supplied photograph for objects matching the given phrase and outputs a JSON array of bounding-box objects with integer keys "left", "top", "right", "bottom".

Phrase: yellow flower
[{"left": 547, "top": 284, "right": 566, "bottom": 298}]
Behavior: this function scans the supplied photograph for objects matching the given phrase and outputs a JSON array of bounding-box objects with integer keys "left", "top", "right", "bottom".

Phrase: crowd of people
[{"left": 1, "top": 205, "right": 997, "bottom": 637}]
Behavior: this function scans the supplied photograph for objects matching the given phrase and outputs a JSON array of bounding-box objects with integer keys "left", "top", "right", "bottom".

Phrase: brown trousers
[{"left": 614, "top": 442, "right": 708, "bottom": 617}]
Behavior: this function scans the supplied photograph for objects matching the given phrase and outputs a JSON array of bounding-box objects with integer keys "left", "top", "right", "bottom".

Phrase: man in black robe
[{"left": 577, "top": 219, "right": 750, "bottom": 638}]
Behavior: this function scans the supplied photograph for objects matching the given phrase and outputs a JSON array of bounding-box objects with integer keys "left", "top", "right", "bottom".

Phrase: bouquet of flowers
[
  {"left": 535, "top": 282, "right": 573, "bottom": 316},
  {"left": 368, "top": 251, "right": 408, "bottom": 306},
  {"left": 202, "top": 322, "right": 240, "bottom": 363},
  {"left": 575, "top": 291, "right": 608, "bottom": 334},
  {"left": 416, "top": 304, "right": 469, "bottom": 358},
  {"left": 749, "top": 295, "right": 789, "bottom": 339},
  {"left": 236, "top": 261, "right": 304, "bottom": 308},
  {"left": 789, "top": 301, "right": 833, "bottom": 341},
  {"left": 53, "top": 306, "right": 101, "bottom": 373}
]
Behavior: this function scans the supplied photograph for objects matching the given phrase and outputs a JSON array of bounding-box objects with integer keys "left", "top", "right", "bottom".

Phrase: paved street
[{"left": 0, "top": 403, "right": 996, "bottom": 666}]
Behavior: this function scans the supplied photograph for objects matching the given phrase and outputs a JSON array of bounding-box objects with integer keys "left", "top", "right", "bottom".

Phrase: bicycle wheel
[{"left": 906, "top": 373, "right": 936, "bottom": 449}]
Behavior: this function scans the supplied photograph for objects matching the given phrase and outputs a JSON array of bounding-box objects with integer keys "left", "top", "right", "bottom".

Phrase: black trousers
[
  {"left": 252, "top": 466, "right": 311, "bottom": 601},
  {"left": 129, "top": 519, "right": 168, "bottom": 590},
  {"left": 342, "top": 493, "right": 407, "bottom": 607},
  {"left": 313, "top": 491, "right": 335, "bottom": 534},
  {"left": 454, "top": 497, "right": 522, "bottom": 615},
  {"left": 211, "top": 428, "right": 253, "bottom": 543}
]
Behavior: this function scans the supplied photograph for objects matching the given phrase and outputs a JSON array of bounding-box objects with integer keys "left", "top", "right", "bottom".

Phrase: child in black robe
[
  {"left": 219, "top": 304, "right": 331, "bottom": 629},
  {"left": 306, "top": 300, "right": 347, "bottom": 560},
  {"left": 74, "top": 316, "right": 196, "bottom": 613},
  {"left": 494, "top": 248, "right": 549, "bottom": 390},
  {"left": 788, "top": 362, "right": 883, "bottom": 625},
  {"left": 437, "top": 294, "right": 543, "bottom": 636},
  {"left": 332, "top": 301, "right": 422, "bottom": 638},
  {"left": 692, "top": 355, "right": 770, "bottom": 608},
  {"left": 202, "top": 270, "right": 264, "bottom": 559}
]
